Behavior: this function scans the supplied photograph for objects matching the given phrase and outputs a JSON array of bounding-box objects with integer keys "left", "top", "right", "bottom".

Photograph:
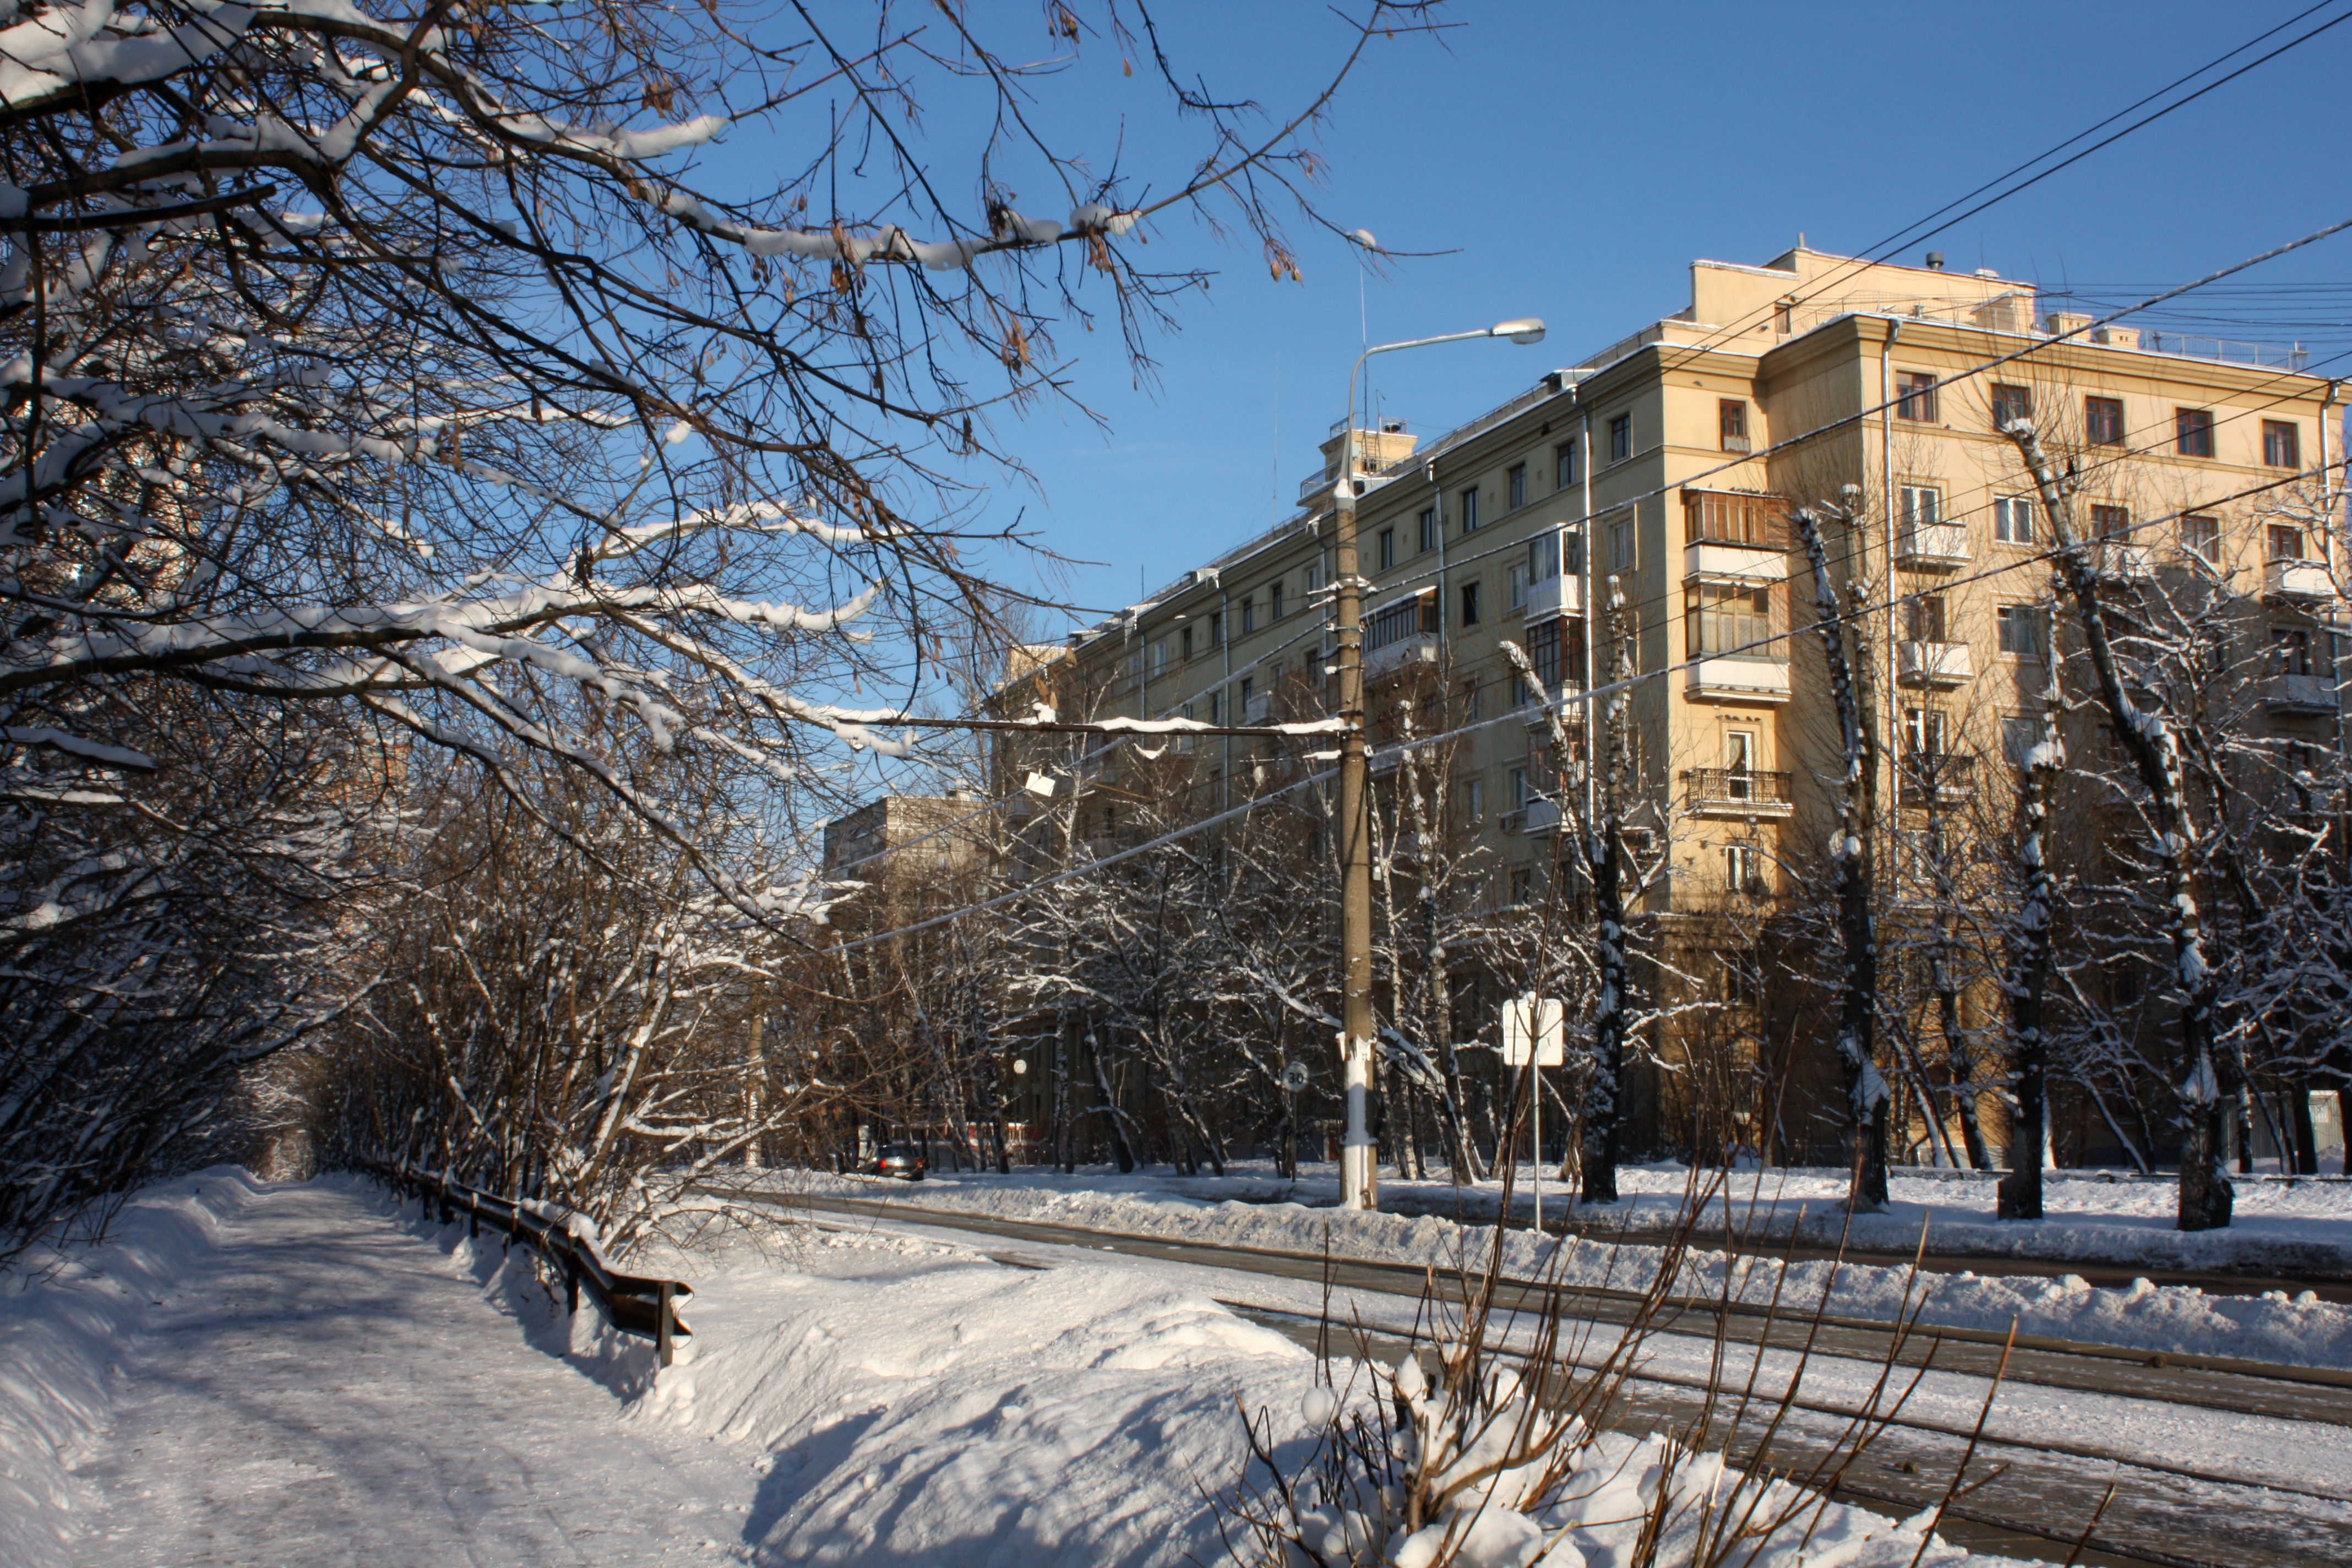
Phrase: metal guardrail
[{"left": 361, "top": 1157, "right": 693, "bottom": 1365}]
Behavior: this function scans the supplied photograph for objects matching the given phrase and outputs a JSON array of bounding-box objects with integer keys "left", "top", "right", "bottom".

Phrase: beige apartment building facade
[{"left": 989, "top": 242, "right": 2345, "bottom": 1158}]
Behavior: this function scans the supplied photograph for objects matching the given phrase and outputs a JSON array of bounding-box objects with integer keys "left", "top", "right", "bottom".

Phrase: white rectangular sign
[{"left": 1501, "top": 994, "right": 1565, "bottom": 1068}]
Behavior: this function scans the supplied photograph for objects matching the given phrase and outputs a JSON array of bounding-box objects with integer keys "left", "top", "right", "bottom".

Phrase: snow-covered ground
[
  {"left": 748, "top": 1163, "right": 2352, "bottom": 1372},
  {"left": 0, "top": 1169, "right": 2049, "bottom": 1567}
]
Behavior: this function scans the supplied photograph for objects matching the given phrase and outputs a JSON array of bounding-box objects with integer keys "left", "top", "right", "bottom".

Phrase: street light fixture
[{"left": 1331, "top": 315, "right": 1547, "bottom": 1213}]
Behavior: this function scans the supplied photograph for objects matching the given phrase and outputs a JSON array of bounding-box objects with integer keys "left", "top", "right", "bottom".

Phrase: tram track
[{"left": 706, "top": 1184, "right": 2352, "bottom": 1568}]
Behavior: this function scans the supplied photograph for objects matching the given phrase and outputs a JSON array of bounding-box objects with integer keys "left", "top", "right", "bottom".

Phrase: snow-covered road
[{"left": 61, "top": 1175, "right": 753, "bottom": 1567}]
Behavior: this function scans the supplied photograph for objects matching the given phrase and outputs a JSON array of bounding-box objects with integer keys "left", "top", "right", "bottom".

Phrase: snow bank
[
  {"left": 611, "top": 1224, "right": 2024, "bottom": 1567},
  {"left": 0, "top": 1167, "right": 264, "bottom": 1568},
  {"left": 758, "top": 1167, "right": 2352, "bottom": 1371}
]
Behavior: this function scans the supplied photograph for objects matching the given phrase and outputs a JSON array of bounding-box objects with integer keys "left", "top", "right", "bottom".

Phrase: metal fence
[{"left": 361, "top": 1157, "right": 693, "bottom": 1365}]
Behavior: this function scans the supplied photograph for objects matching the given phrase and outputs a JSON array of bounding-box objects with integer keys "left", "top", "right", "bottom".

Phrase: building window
[
  {"left": 2273, "top": 626, "right": 2315, "bottom": 676},
  {"left": 1997, "top": 604, "right": 2044, "bottom": 658},
  {"left": 2269, "top": 524, "right": 2306, "bottom": 562},
  {"left": 1896, "top": 371, "right": 1939, "bottom": 422},
  {"left": 1271, "top": 581, "right": 1287, "bottom": 621},
  {"left": 1180, "top": 625, "right": 1194, "bottom": 661},
  {"left": 1992, "top": 496, "right": 2035, "bottom": 545},
  {"left": 1377, "top": 528, "right": 1395, "bottom": 570},
  {"left": 1686, "top": 580, "right": 1773, "bottom": 657},
  {"left": 2001, "top": 715, "right": 2039, "bottom": 766},
  {"left": 1240, "top": 595, "right": 1256, "bottom": 633},
  {"left": 1509, "top": 866, "right": 1532, "bottom": 906},
  {"left": 1608, "top": 413, "right": 1632, "bottom": 462},
  {"left": 1905, "top": 594, "right": 1947, "bottom": 644},
  {"left": 1460, "top": 579, "right": 1482, "bottom": 627},
  {"left": 1903, "top": 705, "right": 1949, "bottom": 757},
  {"left": 2086, "top": 396, "right": 2125, "bottom": 446},
  {"left": 1725, "top": 842, "right": 1761, "bottom": 895},
  {"left": 1898, "top": 484, "right": 1941, "bottom": 531},
  {"left": 1418, "top": 508, "right": 1437, "bottom": 554},
  {"left": 2176, "top": 407, "right": 2214, "bottom": 458},
  {"left": 2180, "top": 514, "right": 2219, "bottom": 563},
  {"left": 2090, "top": 503, "right": 2129, "bottom": 541},
  {"left": 1459, "top": 486, "right": 1481, "bottom": 532},
  {"left": 1609, "top": 513, "right": 1635, "bottom": 572},
  {"left": 1509, "top": 766, "right": 1529, "bottom": 809},
  {"left": 1463, "top": 679, "right": 1483, "bottom": 721},
  {"left": 1554, "top": 442, "right": 1576, "bottom": 490},
  {"left": 1207, "top": 690, "right": 1222, "bottom": 725},
  {"left": 1719, "top": 399, "right": 1750, "bottom": 452},
  {"left": 1150, "top": 639, "right": 1169, "bottom": 674},
  {"left": 1989, "top": 383, "right": 2032, "bottom": 429},
  {"left": 1304, "top": 563, "right": 1321, "bottom": 596},
  {"left": 1238, "top": 675, "right": 1254, "bottom": 711},
  {"left": 1508, "top": 561, "right": 1528, "bottom": 611},
  {"left": 1208, "top": 611, "right": 1222, "bottom": 647},
  {"left": 1461, "top": 777, "right": 1485, "bottom": 827},
  {"left": 2264, "top": 420, "right": 2301, "bottom": 469},
  {"left": 1507, "top": 462, "right": 1527, "bottom": 510}
]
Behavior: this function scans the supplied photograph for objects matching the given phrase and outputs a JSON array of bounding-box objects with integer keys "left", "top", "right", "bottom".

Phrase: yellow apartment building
[{"left": 985, "top": 242, "right": 2345, "bottom": 1159}]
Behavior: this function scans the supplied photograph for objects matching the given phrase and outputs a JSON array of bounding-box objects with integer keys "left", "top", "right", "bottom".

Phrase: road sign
[{"left": 1501, "top": 994, "right": 1565, "bottom": 1068}]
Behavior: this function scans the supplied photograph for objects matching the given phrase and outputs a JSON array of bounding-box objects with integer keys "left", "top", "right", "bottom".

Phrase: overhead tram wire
[
  {"left": 816, "top": 447, "right": 2352, "bottom": 959},
  {"left": 1637, "top": 0, "right": 2352, "bottom": 378}
]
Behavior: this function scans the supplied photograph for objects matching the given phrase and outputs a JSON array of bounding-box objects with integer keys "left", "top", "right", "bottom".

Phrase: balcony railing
[
  {"left": 2092, "top": 539, "right": 2157, "bottom": 580},
  {"left": 1683, "top": 767, "right": 1794, "bottom": 815},
  {"left": 1523, "top": 571, "right": 1582, "bottom": 619},
  {"left": 1686, "top": 657, "right": 1792, "bottom": 704},
  {"left": 1899, "top": 750, "right": 1977, "bottom": 805},
  {"left": 1897, "top": 524, "right": 1969, "bottom": 568},
  {"left": 2266, "top": 557, "right": 2335, "bottom": 601},
  {"left": 1684, "top": 490, "right": 1785, "bottom": 549},
  {"left": 1365, "top": 633, "right": 1439, "bottom": 680},
  {"left": 1897, "top": 640, "right": 1973, "bottom": 687},
  {"left": 2262, "top": 673, "right": 2338, "bottom": 714}
]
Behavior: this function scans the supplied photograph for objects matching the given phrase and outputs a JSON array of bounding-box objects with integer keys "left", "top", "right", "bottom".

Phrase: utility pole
[
  {"left": 1333, "top": 315, "right": 1547, "bottom": 1211},
  {"left": 1332, "top": 424, "right": 1379, "bottom": 1211}
]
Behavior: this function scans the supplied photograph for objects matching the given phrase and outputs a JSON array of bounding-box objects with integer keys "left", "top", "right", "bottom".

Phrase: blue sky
[{"left": 966, "top": 0, "right": 2352, "bottom": 630}]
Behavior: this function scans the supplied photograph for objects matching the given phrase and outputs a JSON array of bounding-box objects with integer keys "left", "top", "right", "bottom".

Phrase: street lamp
[{"left": 1331, "top": 317, "right": 1547, "bottom": 1212}]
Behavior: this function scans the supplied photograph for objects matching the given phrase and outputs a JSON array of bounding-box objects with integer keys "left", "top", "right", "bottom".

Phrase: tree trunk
[
  {"left": 1998, "top": 675, "right": 2060, "bottom": 1219},
  {"left": 2008, "top": 422, "right": 2230, "bottom": 1232},
  {"left": 1793, "top": 505, "right": 1890, "bottom": 1212}
]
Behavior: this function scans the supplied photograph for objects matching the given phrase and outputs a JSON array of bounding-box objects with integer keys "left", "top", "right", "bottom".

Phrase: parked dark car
[{"left": 872, "top": 1142, "right": 927, "bottom": 1181}]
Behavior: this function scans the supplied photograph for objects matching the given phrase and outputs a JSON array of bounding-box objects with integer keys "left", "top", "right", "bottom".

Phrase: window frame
[
  {"left": 1417, "top": 507, "right": 1436, "bottom": 554},
  {"left": 1270, "top": 580, "right": 1286, "bottom": 620},
  {"left": 2263, "top": 420, "right": 2301, "bottom": 470},
  {"left": 1554, "top": 442, "right": 1576, "bottom": 491},
  {"left": 1718, "top": 399, "right": 1750, "bottom": 451},
  {"left": 1459, "top": 579, "right": 1482, "bottom": 628},
  {"left": 1996, "top": 603, "right": 2045, "bottom": 660},
  {"left": 1506, "top": 462, "right": 1528, "bottom": 511},
  {"left": 1895, "top": 371, "right": 1939, "bottom": 423},
  {"left": 1989, "top": 382, "right": 2032, "bottom": 429},
  {"left": 2086, "top": 395, "right": 2125, "bottom": 446},
  {"left": 1377, "top": 527, "right": 1396, "bottom": 570},
  {"left": 1608, "top": 412, "right": 1632, "bottom": 462},
  {"left": 2175, "top": 406, "right": 2215, "bottom": 459},
  {"left": 1458, "top": 485, "right": 1482, "bottom": 533},
  {"left": 2179, "top": 514, "right": 2219, "bottom": 564},
  {"left": 1992, "top": 496, "right": 2036, "bottom": 545}
]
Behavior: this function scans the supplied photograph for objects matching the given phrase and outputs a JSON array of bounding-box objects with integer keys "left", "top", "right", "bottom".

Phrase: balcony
[
  {"left": 1897, "top": 524, "right": 1969, "bottom": 569},
  {"left": 1899, "top": 750, "right": 1977, "bottom": 808},
  {"left": 1686, "top": 657, "right": 1792, "bottom": 704},
  {"left": 2266, "top": 557, "right": 2335, "bottom": 602},
  {"left": 1523, "top": 571, "right": 1583, "bottom": 619},
  {"left": 1243, "top": 693, "right": 1271, "bottom": 725},
  {"left": 1683, "top": 768, "right": 1794, "bottom": 818},
  {"left": 1685, "top": 541, "right": 1788, "bottom": 583},
  {"left": 1521, "top": 798, "right": 1562, "bottom": 836},
  {"left": 1897, "top": 640, "right": 1973, "bottom": 688},
  {"left": 1365, "top": 633, "right": 1439, "bottom": 680},
  {"left": 2092, "top": 540, "right": 2157, "bottom": 580},
  {"left": 1521, "top": 694, "right": 1582, "bottom": 733},
  {"left": 2263, "top": 673, "right": 2338, "bottom": 714}
]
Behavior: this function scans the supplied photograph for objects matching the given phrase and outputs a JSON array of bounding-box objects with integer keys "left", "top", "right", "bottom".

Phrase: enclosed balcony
[
  {"left": 2092, "top": 540, "right": 2157, "bottom": 580},
  {"left": 1523, "top": 570, "right": 1583, "bottom": 619},
  {"left": 2263, "top": 673, "right": 2338, "bottom": 714},
  {"left": 1683, "top": 490, "right": 1788, "bottom": 581},
  {"left": 2266, "top": 557, "right": 2335, "bottom": 602},
  {"left": 1682, "top": 767, "right": 1794, "bottom": 819},
  {"left": 1363, "top": 589, "right": 1439, "bottom": 681},
  {"left": 1897, "top": 640, "right": 1973, "bottom": 688},
  {"left": 1521, "top": 798, "right": 1562, "bottom": 836}
]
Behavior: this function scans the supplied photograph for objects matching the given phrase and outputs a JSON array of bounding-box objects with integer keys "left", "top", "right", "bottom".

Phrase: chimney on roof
[{"left": 1925, "top": 252, "right": 1946, "bottom": 270}]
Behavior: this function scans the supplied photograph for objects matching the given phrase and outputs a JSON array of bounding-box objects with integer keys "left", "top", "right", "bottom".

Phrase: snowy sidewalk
[{"left": 59, "top": 1175, "right": 749, "bottom": 1568}]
